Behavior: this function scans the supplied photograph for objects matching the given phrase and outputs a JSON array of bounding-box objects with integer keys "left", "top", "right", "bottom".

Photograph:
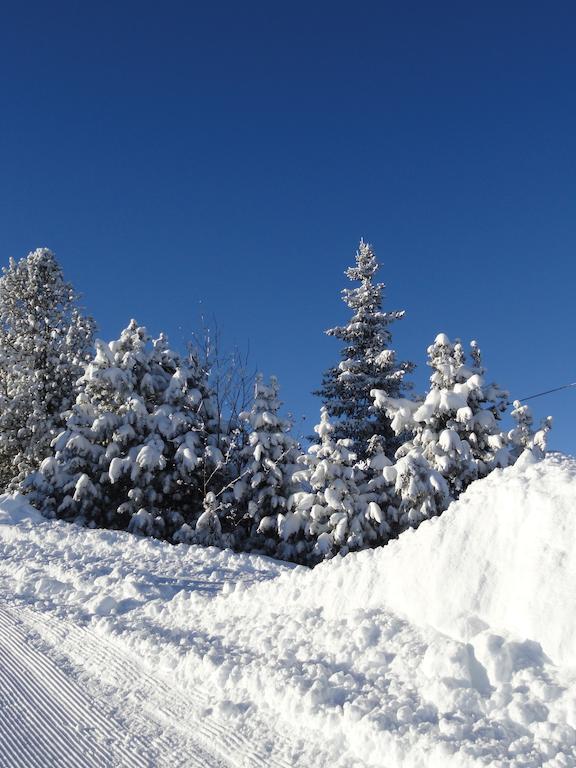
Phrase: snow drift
[
  {"left": 1, "top": 454, "right": 576, "bottom": 768},
  {"left": 304, "top": 451, "right": 576, "bottom": 667}
]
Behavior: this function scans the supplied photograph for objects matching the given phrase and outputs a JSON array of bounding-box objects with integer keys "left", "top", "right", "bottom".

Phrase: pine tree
[
  {"left": 231, "top": 374, "right": 300, "bottom": 552},
  {"left": 315, "top": 239, "right": 414, "bottom": 461},
  {"left": 26, "top": 321, "right": 218, "bottom": 539},
  {"left": 0, "top": 248, "right": 95, "bottom": 489},
  {"left": 279, "top": 407, "right": 388, "bottom": 564}
]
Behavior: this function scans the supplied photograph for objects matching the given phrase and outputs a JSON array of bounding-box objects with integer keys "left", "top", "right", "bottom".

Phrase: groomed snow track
[
  {"left": 0, "top": 606, "right": 153, "bottom": 768},
  {"left": 0, "top": 600, "right": 303, "bottom": 768}
]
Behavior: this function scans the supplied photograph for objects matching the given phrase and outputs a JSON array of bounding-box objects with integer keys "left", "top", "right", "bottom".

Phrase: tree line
[{"left": 0, "top": 244, "right": 550, "bottom": 565}]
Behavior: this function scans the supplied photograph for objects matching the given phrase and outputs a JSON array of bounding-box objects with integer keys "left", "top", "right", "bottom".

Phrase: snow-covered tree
[
  {"left": 26, "top": 321, "right": 219, "bottom": 539},
  {"left": 315, "top": 239, "right": 414, "bottom": 461},
  {"left": 0, "top": 248, "right": 95, "bottom": 489},
  {"left": 508, "top": 400, "right": 535, "bottom": 460},
  {"left": 373, "top": 333, "right": 510, "bottom": 517},
  {"left": 279, "top": 407, "right": 389, "bottom": 564},
  {"left": 356, "top": 434, "right": 400, "bottom": 536},
  {"left": 230, "top": 374, "right": 301, "bottom": 552},
  {"left": 392, "top": 450, "right": 450, "bottom": 529},
  {"left": 185, "top": 343, "right": 229, "bottom": 498}
]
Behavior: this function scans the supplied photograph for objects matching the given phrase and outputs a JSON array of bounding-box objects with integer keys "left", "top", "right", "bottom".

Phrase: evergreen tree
[
  {"left": 532, "top": 415, "right": 553, "bottom": 458},
  {"left": 231, "top": 374, "right": 300, "bottom": 552},
  {"left": 26, "top": 321, "right": 218, "bottom": 539},
  {"left": 315, "top": 239, "right": 414, "bottom": 461},
  {"left": 0, "top": 248, "right": 95, "bottom": 489}
]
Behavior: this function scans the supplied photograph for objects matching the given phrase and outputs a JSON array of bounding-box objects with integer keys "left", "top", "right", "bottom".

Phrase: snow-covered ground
[{"left": 1, "top": 454, "right": 576, "bottom": 767}]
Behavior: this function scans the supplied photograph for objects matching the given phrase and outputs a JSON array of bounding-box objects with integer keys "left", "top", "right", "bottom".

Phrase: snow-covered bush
[
  {"left": 26, "top": 321, "right": 219, "bottom": 538},
  {"left": 315, "top": 239, "right": 414, "bottom": 461},
  {"left": 0, "top": 248, "right": 95, "bottom": 489}
]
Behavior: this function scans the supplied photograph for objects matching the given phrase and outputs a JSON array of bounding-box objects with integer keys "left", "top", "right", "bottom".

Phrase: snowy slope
[
  {"left": 1, "top": 455, "right": 576, "bottom": 767},
  {"left": 302, "top": 451, "right": 576, "bottom": 667}
]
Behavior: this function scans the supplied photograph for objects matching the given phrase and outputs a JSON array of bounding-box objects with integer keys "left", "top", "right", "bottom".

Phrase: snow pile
[
  {"left": 203, "top": 453, "right": 576, "bottom": 766},
  {"left": 1, "top": 454, "right": 576, "bottom": 767},
  {"left": 303, "top": 452, "right": 576, "bottom": 667}
]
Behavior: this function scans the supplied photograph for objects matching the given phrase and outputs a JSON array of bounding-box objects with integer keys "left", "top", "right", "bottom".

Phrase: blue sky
[{"left": 0, "top": 2, "right": 574, "bottom": 453}]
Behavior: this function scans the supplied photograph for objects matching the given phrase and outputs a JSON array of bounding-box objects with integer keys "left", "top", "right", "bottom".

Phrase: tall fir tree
[
  {"left": 26, "top": 321, "right": 219, "bottom": 539},
  {"left": 0, "top": 248, "right": 95, "bottom": 489},
  {"left": 315, "top": 239, "right": 414, "bottom": 461}
]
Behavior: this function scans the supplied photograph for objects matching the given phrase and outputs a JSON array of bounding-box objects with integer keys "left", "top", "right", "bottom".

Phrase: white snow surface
[{"left": 1, "top": 454, "right": 576, "bottom": 767}]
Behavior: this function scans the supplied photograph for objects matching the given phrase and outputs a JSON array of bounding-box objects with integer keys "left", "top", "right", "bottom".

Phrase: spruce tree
[
  {"left": 0, "top": 248, "right": 95, "bottom": 489},
  {"left": 315, "top": 239, "right": 414, "bottom": 461},
  {"left": 26, "top": 321, "right": 217, "bottom": 539}
]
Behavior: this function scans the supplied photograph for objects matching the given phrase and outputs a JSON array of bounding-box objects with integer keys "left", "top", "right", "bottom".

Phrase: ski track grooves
[
  {"left": 0, "top": 606, "right": 151, "bottom": 768},
  {"left": 2, "top": 602, "right": 297, "bottom": 768}
]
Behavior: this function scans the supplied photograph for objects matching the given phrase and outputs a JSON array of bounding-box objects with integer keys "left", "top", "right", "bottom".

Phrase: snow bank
[
  {"left": 187, "top": 453, "right": 576, "bottom": 767},
  {"left": 300, "top": 453, "right": 576, "bottom": 667}
]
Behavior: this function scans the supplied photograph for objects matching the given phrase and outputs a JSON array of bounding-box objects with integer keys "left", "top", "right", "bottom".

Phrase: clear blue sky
[{"left": 0, "top": 2, "right": 574, "bottom": 454}]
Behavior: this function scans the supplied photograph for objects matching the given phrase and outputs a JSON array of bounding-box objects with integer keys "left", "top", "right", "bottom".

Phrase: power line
[{"left": 520, "top": 382, "right": 576, "bottom": 402}]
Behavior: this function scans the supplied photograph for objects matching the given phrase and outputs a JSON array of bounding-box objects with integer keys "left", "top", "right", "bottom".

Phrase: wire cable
[{"left": 520, "top": 382, "right": 576, "bottom": 402}]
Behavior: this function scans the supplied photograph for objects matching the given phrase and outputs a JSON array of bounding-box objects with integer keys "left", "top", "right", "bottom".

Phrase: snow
[
  {"left": 108, "top": 455, "right": 128, "bottom": 483},
  {"left": 1, "top": 454, "right": 576, "bottom": 766},
  {"left": 303, "top": 453, "right": 576, "bottom": 668},
  {"left": 0, "top": 493, "right": 43, "bottom": 525}
]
